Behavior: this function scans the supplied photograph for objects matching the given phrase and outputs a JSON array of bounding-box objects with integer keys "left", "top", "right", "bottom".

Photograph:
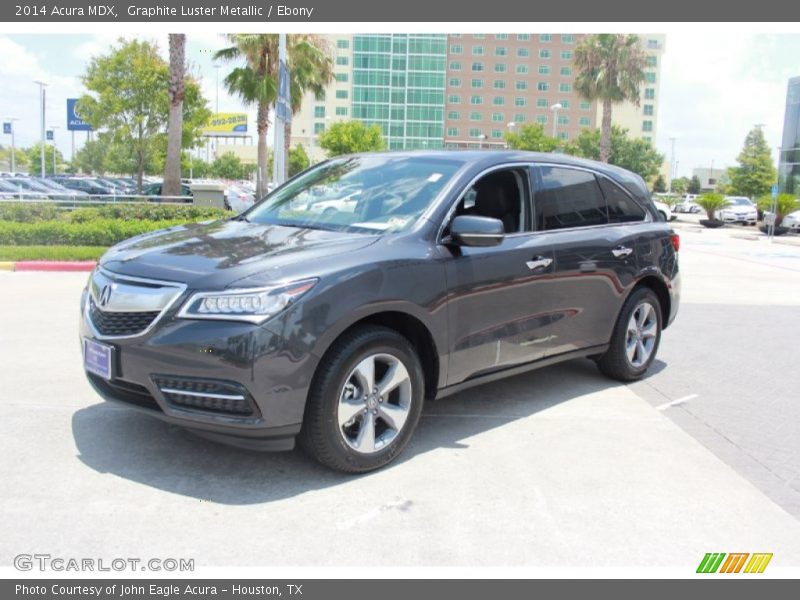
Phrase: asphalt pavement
[{"left": 1, "top": 223, "right": 799, "bottom": 569}]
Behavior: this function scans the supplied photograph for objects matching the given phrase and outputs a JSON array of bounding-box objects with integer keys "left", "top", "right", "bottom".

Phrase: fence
[{"left": 0, "top": 191, "right": 194, "bottom": 209}]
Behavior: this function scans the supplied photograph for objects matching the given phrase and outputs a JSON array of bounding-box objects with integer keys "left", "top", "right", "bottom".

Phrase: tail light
[{"left": 670, "top": 232, "right": 680, "bottom": 252}]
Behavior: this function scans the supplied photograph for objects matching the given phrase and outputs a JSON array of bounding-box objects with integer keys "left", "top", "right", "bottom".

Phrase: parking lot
[{"left": 1, "top": 220, "right": 800, "bottom": 568}]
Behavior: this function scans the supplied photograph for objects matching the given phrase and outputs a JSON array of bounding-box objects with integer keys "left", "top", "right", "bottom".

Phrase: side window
[
  {"left": 535, "top": 166, "right": 607, "bottom": 230},
  {"left": 451, "top": 168, "right": 529, "bottom": 234},
  {"left": 599, "top": 177, "right": 646, "bottom": 223}
]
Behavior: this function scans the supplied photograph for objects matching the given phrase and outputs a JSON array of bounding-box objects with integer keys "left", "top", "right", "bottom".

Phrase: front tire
[
  {"left": 298, "top": 326, "right": 424, "bottom": 473},
  {"left": 596, "top": 287, "right": 662, "bottom": 382}
]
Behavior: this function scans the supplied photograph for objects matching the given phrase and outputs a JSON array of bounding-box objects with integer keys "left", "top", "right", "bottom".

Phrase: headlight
[{"left": 177, "top": 279, "right": 317, "bottom": 324}]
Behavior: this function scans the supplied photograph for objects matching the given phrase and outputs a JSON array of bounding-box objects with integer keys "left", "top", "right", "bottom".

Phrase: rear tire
[
  {"left": 298, "top": 326, "right": 424, "bottom": 473},
  {"left": 596, "top": 287, "right": 662, "bottom": 382}
]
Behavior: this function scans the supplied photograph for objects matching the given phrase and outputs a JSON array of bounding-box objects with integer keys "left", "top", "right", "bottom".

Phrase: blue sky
[{"left": 1, "top": 32, "right": 798, "bottom": 177}]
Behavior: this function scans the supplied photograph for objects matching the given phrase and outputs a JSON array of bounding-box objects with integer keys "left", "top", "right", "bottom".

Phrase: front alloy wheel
[
  {"left": 338, "top": 353, "right": 413, "bottom": 454},
  {"left": 625, "top": 302, "right": 658, "bottom": 368},
  {"left": 299, "top": 326, "right": 424, "bottom": 473}
]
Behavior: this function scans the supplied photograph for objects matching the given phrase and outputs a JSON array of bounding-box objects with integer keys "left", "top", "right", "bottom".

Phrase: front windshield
[
  {"left": 730, "top": 198, "right": 752, "bottom": 206},
  {"left": 247, "top": 155, "right": 464, "bottom": 233}
]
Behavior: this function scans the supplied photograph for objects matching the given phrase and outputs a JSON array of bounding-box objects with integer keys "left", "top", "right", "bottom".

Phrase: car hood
[{"left": 100, "top": 219, "right": 380, "bottom": 288}]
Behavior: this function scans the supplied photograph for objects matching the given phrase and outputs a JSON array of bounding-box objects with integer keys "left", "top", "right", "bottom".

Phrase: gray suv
[{"left": 80, "top": 151, "right": 680, "bottom": 472}]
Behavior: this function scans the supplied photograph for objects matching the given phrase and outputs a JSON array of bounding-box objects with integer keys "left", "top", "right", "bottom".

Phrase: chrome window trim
[
  {"left": 436, "top": 161, "right": 653, "bottom": 243},
  {"left": 84, "top": 267, "right": 187, "bottom": 341}
]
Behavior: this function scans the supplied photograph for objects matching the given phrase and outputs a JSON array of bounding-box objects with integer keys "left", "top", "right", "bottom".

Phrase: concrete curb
[{"left": 1, "top": 261, "right": 96, "bottom": 272}]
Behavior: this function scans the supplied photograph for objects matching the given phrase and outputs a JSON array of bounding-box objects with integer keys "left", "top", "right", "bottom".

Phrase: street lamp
[
  {"left": 550, "top": 103, "right": 563, "bottom": 138},
  {"left": 3, "top": 116, "right": 19, "bottom": 173},
  {"left": 34, "top": 80, "right": 48, "bottom": 177},
  {"left": 213, "top": 63, "right": 221, "bottom": 114},
  {"left": 506, "top": 122, "right": 517, "bottom": 149},
  {"left": 477, "top": 133, "right": 486, "bottom": 150}
]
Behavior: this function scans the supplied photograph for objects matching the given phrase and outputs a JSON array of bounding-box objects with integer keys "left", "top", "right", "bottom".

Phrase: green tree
[
  {"left": 22, "top": 143, "right": 65, "bottom": 176},
  {"left": 670, "top": 176, "right": 689, "bottom": 195},
  {"left": 0, "top": 145, "right": 30, "bottom": 172},
  {"left": 652, "top": 174, "right": 667, "bottom": 193},
  {"left": 318, "top": 120, "right": 386, "bottom": 157},
  {"left": 574, "top": 34, "right": 647, "bottom": 163},
  {"left": 285, "top": 36, "right": 333, "bottom": 179},
  {"left": 215, "top": 35, "right": 278, "bottom": 198},
  {"left": 210, "top": 152, "right": 249, "bottom": 180},
  {"left": 729, "top": 127, "right": 777, "bottom": 199},
  {"left": 71, "top": 136, "right": 109, "bottom": 174},
  {"left": 78, "top": 38, "right": 210, "bottom": 191},
  {"left": 565, "top": 126, "right": 664, "bottom": 180},
  {"left": 163, "top": 33, "right": 186, "bottom": 196},
  {"left": 289, "top": 144, "right": 310, "bottom": 177},
  {"left": 504, "top": 124, "right": 558, "bottom": 152},
  {"left": 687, "top": 175, "right": 702, "bottom": 194},
  {"left": 187, "top": 156, "right": 211, "bottom": 179}
]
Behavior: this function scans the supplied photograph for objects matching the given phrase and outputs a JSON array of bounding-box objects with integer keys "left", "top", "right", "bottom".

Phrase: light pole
[
  {"left": 213, "top": 63, "right": 221, "bottom": 114},
  {"left": 550, "top": 102, "right": 563, "bottom": 138},
  {"left": 3, "top": 116, "right": 19, "bottom": 172},
  {"left": 506, "top": 121, "right": 516, "bottom": 149},
  {"left": 668, "top": 137, "right": 677, "bottom": 194},
  {"left": 48, "top": 126, "right": 60, "bottom": 175},
  {"left": 477, "top": 133, "right": 486, "bottom": 150},
  {"left": 34, "top": 81, "right": 48, "bottom": 177}
]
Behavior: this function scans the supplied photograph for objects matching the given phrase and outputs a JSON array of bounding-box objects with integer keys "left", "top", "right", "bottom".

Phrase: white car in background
[
  {"left": 653, "top": 200, "right": 675, "bottom": 222},
  {"left": 675, "top": 196, "right": 702, "bottom": 213},
  {"left": 305, "top": 186, "right": 363, "bottom": 215},
  {"left": 715, "top": 196, "right": 757, "bottom": 225},
  {"left": 225, "top": 185, "right": 256, "bottom": 213},
  {"left": 782, "top": 210, "right": 800, "bottom": 230}
]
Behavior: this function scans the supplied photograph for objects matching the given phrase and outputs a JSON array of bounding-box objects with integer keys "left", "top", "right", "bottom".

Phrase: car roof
[{"left": 336, "top": 150, "right": 650, "bottom": 199}]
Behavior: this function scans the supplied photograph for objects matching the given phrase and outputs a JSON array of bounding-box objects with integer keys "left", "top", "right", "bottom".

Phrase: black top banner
[{"left": 1, "top": 0, "right": 795, "bottom": 22}]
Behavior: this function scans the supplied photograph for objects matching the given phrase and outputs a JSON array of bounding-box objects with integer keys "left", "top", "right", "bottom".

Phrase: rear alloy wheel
[
  {"left": 299, "top": 326, "right": 424, "bottom": 473},
  {"left": 596, "top": 287, "right": 662, "bottom": 381}
]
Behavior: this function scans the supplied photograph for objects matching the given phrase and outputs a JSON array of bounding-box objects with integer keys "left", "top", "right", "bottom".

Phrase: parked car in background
[
  {"left": 675, "top": 198, "right": 702, "bottom": 213},
  {"left": 80, "top": 151, "right": 680, "bottom": 473},
  {"left": 653, "top": 200, "right": 675, "bottom": 222},
  {"left": 57, "top": 177, "right": 119, "bottom": 198},
  {"left": 715, "top": 196, "right": 757, "bottom": 225},
  {"left": 141, "top": 182, "right": 193, "bottom": 202},
  {"left": 4, "top": 177, "right": 53, "bottom": 199},
  {"left": 781, "top": 210, "right": 800, "bottom": 231},
  {"left": 226, "top": 185, "right": 256, "bottom": 213}
]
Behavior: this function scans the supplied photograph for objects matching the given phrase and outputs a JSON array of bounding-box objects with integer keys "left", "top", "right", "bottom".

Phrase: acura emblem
[{"left": 98, "top": 284, "right": 113, "bottom": 307}]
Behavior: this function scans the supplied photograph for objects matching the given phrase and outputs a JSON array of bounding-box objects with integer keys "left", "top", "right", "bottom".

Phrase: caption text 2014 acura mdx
[{"left": 80, "top": 151, "right": 680, "bottom": 472}]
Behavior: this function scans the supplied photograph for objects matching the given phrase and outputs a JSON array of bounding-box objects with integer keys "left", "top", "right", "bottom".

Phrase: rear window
[
  {"left": 536, "top": 166, "right": 607, "bottom": 230},
  {"left": 599, "top": 177, "right": 646, "bottom": 223}
]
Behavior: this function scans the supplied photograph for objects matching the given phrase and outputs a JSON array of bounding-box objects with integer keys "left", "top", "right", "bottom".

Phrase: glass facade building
[
  {"left": 779, "top": 76, "right": 800, "bottom": 195},
  {"left": 352, "top": 34, "right": 447, "bottom": 150}
]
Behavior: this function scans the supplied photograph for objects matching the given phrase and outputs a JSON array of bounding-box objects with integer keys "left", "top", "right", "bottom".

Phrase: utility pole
[
  {"left": 273, "top": 33, "right": 289, "bottom": 184},
  {"left": 4, "top": 117, "right": 19, "bottom": 172},
  {"left": 668, "top": 137, "right": 676, "bottom": 194},
  {"left": 49, "top": 126, "right": 60, "bottom": 175},
  {"left": 34, "top": 81, "right": 48, "bottom": 177}
]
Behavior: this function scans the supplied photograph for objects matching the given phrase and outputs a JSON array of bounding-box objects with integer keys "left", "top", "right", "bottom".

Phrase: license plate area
[{"left": 83, "top": 338, "right": 114, "bottom": 380}]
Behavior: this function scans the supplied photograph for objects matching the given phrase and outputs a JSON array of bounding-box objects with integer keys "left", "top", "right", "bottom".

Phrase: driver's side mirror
[{"left": 447, "top": 215, "right": 505, "bottom": 247}]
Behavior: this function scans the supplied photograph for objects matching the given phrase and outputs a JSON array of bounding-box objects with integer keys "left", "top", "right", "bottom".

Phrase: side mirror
[{"left": 448, "top": 215, "right": 505, "bottom": 247}]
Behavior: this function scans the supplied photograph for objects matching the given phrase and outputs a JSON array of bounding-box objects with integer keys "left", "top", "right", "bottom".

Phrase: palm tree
[
  {"left": 574, "top": 34, "right": 647, "bottom": 163},
  {"left": 285, "top": 36, "right": 333, "bottom": 178},
  {"left": 215, "top": 34, "right": 279, "bottom": 198},
  {"left": 163, "top": 33, "right": 186, "bottom": 197}
]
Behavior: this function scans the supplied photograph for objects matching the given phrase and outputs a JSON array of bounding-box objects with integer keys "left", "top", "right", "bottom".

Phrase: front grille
[
  {"left": 89, "top": 297, "right": 160, "bottom": 337},
  {"left": 88, "top": 373, "right": 161, "bottom": 411},
  {"left": 153, "top": 376, "right": 257, "bottom": 417}
]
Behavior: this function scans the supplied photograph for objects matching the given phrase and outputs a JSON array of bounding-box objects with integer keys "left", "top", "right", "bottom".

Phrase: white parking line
[{"left": 656, "top": 394, "right": 699, "bottom": 411}]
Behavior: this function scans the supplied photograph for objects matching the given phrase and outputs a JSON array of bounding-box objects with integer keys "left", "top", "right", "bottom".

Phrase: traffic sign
[{"left": 2, "top": 122, "right": 11, "bottom": 135}]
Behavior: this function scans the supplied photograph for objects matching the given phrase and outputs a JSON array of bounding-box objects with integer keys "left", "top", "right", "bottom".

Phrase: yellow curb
[{"left": 0, "top": 262, "right": 15, "bottom": 271}]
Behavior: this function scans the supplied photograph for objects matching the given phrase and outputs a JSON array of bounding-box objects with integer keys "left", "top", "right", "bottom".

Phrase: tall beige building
[
  {"left": 599, "top": 34, "right": 666, "bottom": 144},
  {"left": 292, "top": 34, "right": 353, "bottom": 163},
  {"left": 291, "top": 33, "right": 665, "bottom": 159}
]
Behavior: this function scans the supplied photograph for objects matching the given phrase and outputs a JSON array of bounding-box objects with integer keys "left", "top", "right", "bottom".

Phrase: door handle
[
  {"left": 526, "top": 256, "right": 553, "bottom": 271},
  {"left": 611, "top": 246, "right": 634, "bottom": 259}
]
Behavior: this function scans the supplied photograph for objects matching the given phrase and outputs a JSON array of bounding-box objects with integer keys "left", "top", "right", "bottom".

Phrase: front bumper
[
  {"left": 719, "top": 212, "right": 757, "bottom": 224},
  {"left": 79, "top": 287, "right": 317, "bottom": 451}
]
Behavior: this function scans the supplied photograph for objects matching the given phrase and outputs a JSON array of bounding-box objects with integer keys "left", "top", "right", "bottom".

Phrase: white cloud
[{"left": 656, "top": 33, "right": 790, "bottom": 177}]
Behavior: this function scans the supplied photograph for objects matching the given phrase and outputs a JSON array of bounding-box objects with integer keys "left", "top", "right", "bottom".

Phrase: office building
[{"left": 779, "top": 76, "right": 800, "bottom": 195}]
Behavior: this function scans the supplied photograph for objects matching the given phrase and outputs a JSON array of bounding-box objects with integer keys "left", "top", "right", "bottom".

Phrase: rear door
[{"left": 531, "top": 165, "right": 645, "bottom": 356}]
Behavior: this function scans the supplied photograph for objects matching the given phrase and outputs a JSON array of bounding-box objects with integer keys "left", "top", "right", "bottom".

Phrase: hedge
[
  {"left": 0, "top": 245, "right": 107, "bottom": 261},
  {"left": 0, "top": 202, "right": 228, "bottom": 224},
  {"left": 0, "top": 218, "right": 194, "bottom": 246}
]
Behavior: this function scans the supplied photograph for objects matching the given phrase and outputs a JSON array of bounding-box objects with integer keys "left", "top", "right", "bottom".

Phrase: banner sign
[
  {"left": 66, "top": 98, "right": 92, "bottom": 132},
  {"left": 202, "top": 112, "right": 248, "bottom": 136},
  {"left": 276, "top": 59, "right": 292, "bottom": 124},
  {"left": 2, "top": 122, "right": 11, "bottom": 135}
]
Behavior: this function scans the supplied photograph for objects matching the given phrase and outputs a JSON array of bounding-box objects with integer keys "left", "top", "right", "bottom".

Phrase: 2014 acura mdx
[{"left": 80, "top": 151, "right": 680, "bottom": 472}]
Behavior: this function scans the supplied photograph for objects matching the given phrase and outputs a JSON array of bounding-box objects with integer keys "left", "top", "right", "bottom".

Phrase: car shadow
[{"left": 71, "top": 358, "right": 638, "bottom": 505}]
